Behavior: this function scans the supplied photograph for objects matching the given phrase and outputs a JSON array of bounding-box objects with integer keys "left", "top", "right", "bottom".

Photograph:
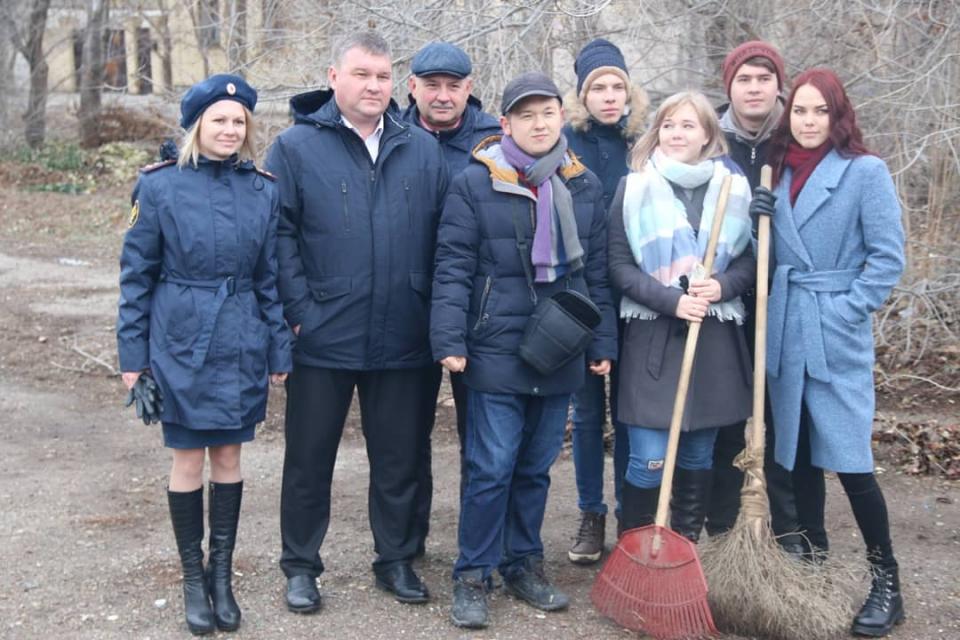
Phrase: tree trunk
[
  {"left": 226, "top": 0, "right": 248, "bottom": 76},
  {"left": 22, "top": 0, "right": 51, "bottom": 148},
  {"left": 79, "top": 0, "right": 109, "bottom": 148},
  {"left": 161, "top": 17, "right": 173, "bottom": 91},
  {"left": 0, "top": 10, "right": 13, "bottom": 141}
]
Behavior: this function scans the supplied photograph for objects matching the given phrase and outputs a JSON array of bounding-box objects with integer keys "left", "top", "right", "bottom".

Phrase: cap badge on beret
[{"left": 226, "top": 82, "right": 237, "bottom": 96}]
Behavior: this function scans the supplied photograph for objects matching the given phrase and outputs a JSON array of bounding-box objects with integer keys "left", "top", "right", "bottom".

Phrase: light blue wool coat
[{"left": 766, "top": 150, "right": 905, "bottom": 473}]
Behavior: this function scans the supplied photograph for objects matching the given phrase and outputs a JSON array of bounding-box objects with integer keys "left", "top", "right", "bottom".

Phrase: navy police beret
[
  {"left": 411, "top": 42, "right": 472, "bottom": 79},
  {"left": 179, "top": 74, "right": 257, "bottom": 129}
]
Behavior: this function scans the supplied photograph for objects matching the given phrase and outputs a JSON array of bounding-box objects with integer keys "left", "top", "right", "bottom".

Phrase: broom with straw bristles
[{"left": 698, "top": 165, "right": 862, "bottom": 640}]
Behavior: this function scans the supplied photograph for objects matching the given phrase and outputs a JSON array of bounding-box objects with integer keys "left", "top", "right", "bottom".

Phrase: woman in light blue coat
[{"left": 763, "top": 68, "right": 905, "bottom": 638}]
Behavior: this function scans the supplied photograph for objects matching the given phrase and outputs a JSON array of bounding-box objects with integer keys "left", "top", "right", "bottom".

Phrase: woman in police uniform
[{"left": 117, "top": 75, "right": 292, "bottom": 635}]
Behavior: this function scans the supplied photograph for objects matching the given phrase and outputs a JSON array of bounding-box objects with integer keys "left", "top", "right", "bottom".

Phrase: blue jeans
[
  {"left": 454, "top": 389, "right": 569, "bottom": 580},
  {"left": 625, "top": 425, "right": 719, "bottom": 488},
  {"left": 571, "top": 373, "right": 628, "bottom": 515}
]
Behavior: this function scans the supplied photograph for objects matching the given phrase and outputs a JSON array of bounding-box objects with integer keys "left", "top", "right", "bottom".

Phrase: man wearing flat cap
[
  {"left": 266, "top": 31, "right": 448, "bottom": 613},
  {"left": 401, "top": 41, "right": 501, "bottom": 558},
  {"left": 430, "top": 71, "right": 617, "bottom": 628}
]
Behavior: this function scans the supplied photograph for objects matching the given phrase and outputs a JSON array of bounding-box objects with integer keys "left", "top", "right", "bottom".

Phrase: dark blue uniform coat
[
  {"left": 117, "top": 157, "right": 293, "bottom": 430},
  {"left": 266, "top": 90, "right": 448, "bottom": 370},
  {"left": 430, "top": 136, "right": 618, "bottom": 396},
  {"left": 400, "top": 95, "right": 501, "bottom": 176}
]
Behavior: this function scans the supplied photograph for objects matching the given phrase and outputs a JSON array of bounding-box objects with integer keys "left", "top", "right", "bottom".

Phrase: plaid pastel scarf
[{"left": 620, "top": 148, "right": 752, "bottom": 323}]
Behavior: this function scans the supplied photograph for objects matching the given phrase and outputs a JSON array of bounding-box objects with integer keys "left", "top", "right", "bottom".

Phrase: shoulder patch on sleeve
[
  {"left": 128, "top": 199, "right": 141, "bottom": 227},
  {"left": 254, "top": 167, "right": 277, "bottom": 181},
  {"left": 139, "top": 158, "right": 177, "bottom": 174}
]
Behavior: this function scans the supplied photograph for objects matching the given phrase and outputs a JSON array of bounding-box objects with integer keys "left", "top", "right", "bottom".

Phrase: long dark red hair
[{"left": 768, "top": 68, "right": 871, "bottom": 184}]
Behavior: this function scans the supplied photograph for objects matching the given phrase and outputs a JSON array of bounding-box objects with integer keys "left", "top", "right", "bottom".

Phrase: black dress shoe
[
  {"left": 286, "top": 575, "right": 321, "bottom": 614},
  {"left": 374, "top": 563, "right": 430, "bottom": 604}
]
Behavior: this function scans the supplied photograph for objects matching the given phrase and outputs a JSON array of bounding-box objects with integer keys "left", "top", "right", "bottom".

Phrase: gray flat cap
[{"left": 411, "top": 42, "right": 472, "bottom": 78}]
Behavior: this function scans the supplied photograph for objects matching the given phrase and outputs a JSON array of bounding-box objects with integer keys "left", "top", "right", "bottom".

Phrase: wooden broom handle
[
  {"left": 654, "top": 175, "right": 733, "bottom": 531},
  {"left": 750, "top": 166, "right": 773, "bottom": 456}
]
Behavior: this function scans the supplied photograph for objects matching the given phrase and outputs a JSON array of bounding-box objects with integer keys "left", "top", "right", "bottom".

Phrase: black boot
[
  {"left": 168, "top": 488, "right": 215, "bottom": 636},
  {"left": 852, "top": 562, "right": 905, "bottom": 636},
  {"left": 619, "top": 481, "right": 659, "bottom": 533},
  {"left": 207, "top": 481, "right": 243, "bottom": 631},
  {"left": 670, "top": 468, "right": 712, "bottom": 543}
]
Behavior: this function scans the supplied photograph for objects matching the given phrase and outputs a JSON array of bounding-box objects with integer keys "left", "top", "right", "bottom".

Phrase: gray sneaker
[
  {"left": 450, "top": 572, "right": 488, "bottom": 629},
  {"left": 504, "top": 559, "right": 569, "bottom": 611},
  {"left": 567, "top": 511, "right": 605, "bottom": 564}
]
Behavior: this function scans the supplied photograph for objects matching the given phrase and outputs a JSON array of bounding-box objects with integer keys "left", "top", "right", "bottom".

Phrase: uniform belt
[
  {"left": 160, "top": 273, "right": 254, "bottom": 369},
  {"left": 767, "top": 266, "right": 859, "bottom": 383}
]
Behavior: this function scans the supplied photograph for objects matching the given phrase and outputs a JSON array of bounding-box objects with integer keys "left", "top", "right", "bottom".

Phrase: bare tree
[
  {"left": 78, "top": 0, "right": 110, "bottom": 148},
  {"left": 5, "top": 0, "right": 51, "bottom": 148},
  {"left": 225, "top": 0, "right": 248, "bottom": 76}
]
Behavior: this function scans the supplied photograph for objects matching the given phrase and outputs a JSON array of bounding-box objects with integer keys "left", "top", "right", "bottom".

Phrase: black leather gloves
[
  {"left": 126, "top": 372, "right": 164, "bottom": 425},
  {"left": 750, "top": 186, "right": 776, "bottom": 218}
]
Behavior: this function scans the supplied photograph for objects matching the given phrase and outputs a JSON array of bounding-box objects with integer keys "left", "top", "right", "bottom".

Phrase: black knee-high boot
[
  {"left": 840, "top": 473, "right": 905, "bottom": 637},
  {"left": 670, "top": 468, "right": 712, "bottom": 543},
  {"left": 619, "top": 481, "right": 659, "bottom": 533},
  {"left": 207, "top": 481, "right": 243, "bottom": 631},
  {"left": 168, "top": 488, "right": 215, "bottom": 636}
]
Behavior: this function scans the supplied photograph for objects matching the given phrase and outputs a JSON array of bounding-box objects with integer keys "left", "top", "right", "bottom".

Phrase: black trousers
[
  {"left": 792, "top": 402, "right": 895, "bottom": 563},
  {"left": 706, "top": 290, "right": 800, "bottom": 538},
  {"left": 414, "top": 368, "right": 468, "bottom": 553},
  {"left": 706, "top": 408, "right": 801, "bottom": 537},
  {"left": 280, "top": 363, "right": 434, "bottom": 578}
]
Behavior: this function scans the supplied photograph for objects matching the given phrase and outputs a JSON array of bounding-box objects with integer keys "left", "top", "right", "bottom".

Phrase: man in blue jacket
[
  {"left": 431, "top": 72, "right": 617, "bottom": 629},
  {"left": 401, "top": 41, "right": 501, "bottom": 557},
  {"left": 560, "top": 38, "right": 648, "bottom": 563},
  {"left": 266, "top": 31, "right": 448, "bottom": 612}
]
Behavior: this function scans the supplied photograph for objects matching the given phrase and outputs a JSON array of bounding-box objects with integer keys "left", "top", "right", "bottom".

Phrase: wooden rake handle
[{"left": 654, "top": 175, "right": 733, "bottom": 533}]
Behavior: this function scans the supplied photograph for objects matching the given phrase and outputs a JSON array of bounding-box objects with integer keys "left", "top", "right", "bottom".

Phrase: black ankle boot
[
  {"left": 168, "top": 488, "right": 215, "bottom": 636},
  {"left": 852, "top": 563, "right": 905, "bottom": 637},
  {"left": 207, "top": 481, "right": 243, "bottom": 631},
  {"left": 619, "top": 481, "right": 659, "bottom": 533},
  {"left": 670, "top": 468, "right": 712, "bottom": 543}
]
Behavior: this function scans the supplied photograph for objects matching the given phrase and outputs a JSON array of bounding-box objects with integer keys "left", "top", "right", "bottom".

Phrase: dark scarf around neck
[{"left": 784, "top": 141, "right": 833, "bottom": 205}]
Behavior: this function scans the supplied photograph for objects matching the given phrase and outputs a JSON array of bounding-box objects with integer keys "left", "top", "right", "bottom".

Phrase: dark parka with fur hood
[{"left": 562, "top": 85, "right": 649, "bottom": 211}]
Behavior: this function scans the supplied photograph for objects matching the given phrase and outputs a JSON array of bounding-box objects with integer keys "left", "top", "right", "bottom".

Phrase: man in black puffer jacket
[{"left": 432, "top": 72, "right": 617, "bottom": 629}]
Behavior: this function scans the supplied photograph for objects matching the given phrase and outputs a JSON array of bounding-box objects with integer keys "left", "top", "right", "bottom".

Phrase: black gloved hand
[
  {"left": 749, "top": 186, "right": 776, "bottom": 218},
  {"left": 125, "top": 373, "right": 164, "bottom": 425}
]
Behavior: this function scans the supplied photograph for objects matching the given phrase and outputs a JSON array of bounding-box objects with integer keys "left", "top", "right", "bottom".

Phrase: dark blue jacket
[
  {"left": 717, "top": 101, "right": 780, "bottom": 191},
  {"left": 117, "top": 157, "right": 293, "bottom": 429},
  {"left": 561, "top": 84, "right": 647, "bottom": 212},
  {"left": 267, "top": 89, "right": 448, "bottom": 370},
  {"left": 400, "top": 95, "right": 501, "bottom": 176},
  {"left": 562, "top": 120, "right": 631, "bottom": 212},
  {"left": 430, "top": 136, "right": 618, "bottom": 396}
]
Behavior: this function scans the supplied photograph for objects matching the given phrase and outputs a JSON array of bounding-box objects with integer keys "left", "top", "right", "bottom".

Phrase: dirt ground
[{"left": 0, "top": 184, "right": 957, "bottom": 640}]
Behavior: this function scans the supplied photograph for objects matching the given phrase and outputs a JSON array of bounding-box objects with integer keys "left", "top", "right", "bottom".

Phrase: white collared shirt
[{"left": 340, "top": 114, "right": 385, "bottom": 162}]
